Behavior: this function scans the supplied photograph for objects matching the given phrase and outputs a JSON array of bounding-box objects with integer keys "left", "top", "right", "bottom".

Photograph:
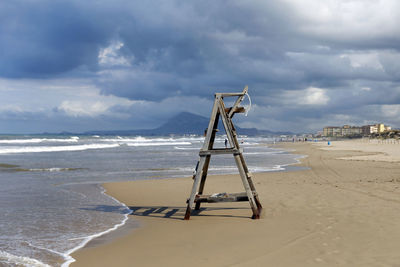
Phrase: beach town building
[
  {"left": 362, "top": 125, "right": 378, "bottom": 135},
  {"left": 323, "top": 123, "right": 390, "bottom": 137},
  {"left": 323, "top": 126, "right": 342, "bottom": 137},
  {"left": 362, "top": 124, "right": 391, "bottom": 135}
]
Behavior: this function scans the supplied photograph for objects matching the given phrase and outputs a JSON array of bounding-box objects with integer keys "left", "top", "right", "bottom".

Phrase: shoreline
[
  {"left": 71, "top": 141, "right": 400, "bottom": 266},
  {"left": 61, "top": 186, "right": 133, "bottom": 267}
]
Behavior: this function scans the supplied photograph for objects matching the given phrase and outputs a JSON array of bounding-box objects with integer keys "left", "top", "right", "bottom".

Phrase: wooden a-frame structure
[{"left": 184, "top": 86, "right": 262, "bottom": 220}]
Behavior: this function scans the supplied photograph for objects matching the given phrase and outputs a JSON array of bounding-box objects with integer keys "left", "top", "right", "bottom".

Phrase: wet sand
[{"left": 71, "top": 141, "right": 400, "bottom": 266}]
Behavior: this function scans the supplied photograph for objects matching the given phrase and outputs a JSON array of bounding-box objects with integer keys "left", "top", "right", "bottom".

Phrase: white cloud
[
  {"left": 381, "top": 104, "right": 400, "bottom": 118},
  {"left": 281, "top": 87, "right": 330, "bottom": 106},
  {"left": 58, "top": 101, "right": 108, "bottom": 117},
  {"left": 340, "top": 52, "right": 384, "bottom": 70},
  {"left": 57, "top": 91, "right": 137, "bottom": 117},
  {"left": 286, "top": 0, "right": 400, "bottom": 40},
  {"left": 98, "top": 41, "right": 131, "bottom": 67},
  {"left": 0, "top": 105, "right": 24, "bottom": 113},
  {"left": 303, "top": 87, "right": 330, "bottom": 105},
  {"left": 0, "top": 77, "right": 137, "bottom": 118}
]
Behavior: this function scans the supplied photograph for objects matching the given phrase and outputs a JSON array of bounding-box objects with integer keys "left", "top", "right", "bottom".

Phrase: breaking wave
[
  {"left": 0, "top": 250, "right": 51, "bottom": 267},
  {"left": 126, "top": 142, "right": 191, "bottom": 147},
  {"left": 0, "top": 137, "right": 79, "bottom": 144},
  {"left": 0, "top": 144, "right": 120, "bottom": 154}
]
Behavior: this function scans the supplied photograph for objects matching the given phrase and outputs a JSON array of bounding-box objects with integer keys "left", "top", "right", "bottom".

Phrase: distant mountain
[
  {"left": 154, "top": 112, "right": 210, "bottom": 135},
  {"left": 85, "top": 112, "right": 293, "bottom": 136}
]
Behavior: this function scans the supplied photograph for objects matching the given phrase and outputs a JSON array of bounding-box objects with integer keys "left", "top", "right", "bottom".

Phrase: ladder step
[
  {"left": 216, "top": 92, "right": 246, "bottom": 97},
  {"left": 199, "top": 148, "right": 243, "bottom": 156},
  {"left": 225, "top": 107, "right": 246, "bottom": 114},
  {"left": 189, "top": 192, "right": 258, "bottom": 203}
]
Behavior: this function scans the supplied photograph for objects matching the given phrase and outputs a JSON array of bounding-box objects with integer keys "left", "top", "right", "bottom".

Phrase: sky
[{"left": 1, "top": 0, "right": 400, "bottom": 134}]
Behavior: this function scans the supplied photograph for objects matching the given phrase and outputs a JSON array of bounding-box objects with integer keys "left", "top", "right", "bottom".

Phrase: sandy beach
[{"left": 71, "top": 141, "right": 400, "bottom": 266}]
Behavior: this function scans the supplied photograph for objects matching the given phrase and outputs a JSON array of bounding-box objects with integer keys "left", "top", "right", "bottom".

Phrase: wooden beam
[
  {"left": 192, "top": 192, "right": 258, "bottom": 203},
  {"left": 199, "top": 148, "right": 243, "bottom": 156},
  {"left": 225, "top": 107, "right": 246, "bottom": 114},
  {"left": 215, "top": 92, "right": 245, "bottom": 97},
  {"left": 228, "top": 85, "right": 248, "bottom": 118}
]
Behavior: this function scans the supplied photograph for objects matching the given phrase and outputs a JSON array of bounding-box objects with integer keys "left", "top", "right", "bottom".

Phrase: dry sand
[
  {"left": 71, "top": 141, "right": 400, "bottom": 266},
  {"left": 317, "top": 139, "right": 400, "bottom": 162}
]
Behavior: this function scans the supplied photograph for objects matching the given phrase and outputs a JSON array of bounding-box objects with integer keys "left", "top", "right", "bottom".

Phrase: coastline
[
  {"left": 71, "top": 141, "right": 400, "bottom": 266},
  {"left": 61, "top": 186, "right": 133, "bottom": 267}
]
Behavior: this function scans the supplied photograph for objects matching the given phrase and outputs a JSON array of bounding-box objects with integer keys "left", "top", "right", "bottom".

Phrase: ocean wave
[
  {"left": 173, "top": 146, "right": 199, "bottom": 150},
  {"left": 248, "top": 165, "right": 284, "bottom": 172},
  {"left": 244, "top": 151, "right": 285, "bottom": 155},
  {"left": 0, "top": 137, "right": 79, "bottom": 144},
  {"left": 0, "top": 250, "right": 51, "bottom": 267},
  {"left": 126, "top": 141, "right": 191, "bottom": 147},
  {"left": 100, "top": 136, "right": 203, "bottom": 143},
  {"left": 159, "top": 165, "right": 286, "bottom": 176},
  {"left": 0, "top": 144, "right": 120, "bottom": 154},
  {"left": 28, "top": 168, "right": 83, "bottom": 172}
]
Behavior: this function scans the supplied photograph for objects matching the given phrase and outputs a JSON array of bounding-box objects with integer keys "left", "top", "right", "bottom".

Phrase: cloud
[
  {"left": 303, "top": 87, "right": 330, "bottom": 105},
  {"left": 1, "top": 0, "right": 400, "bottom": 132},
  {"left": 282, "top": 87, "right": 330, "bottom": 106},
  {"left": 57, "top": 97, "right": 134, "bottom": 118},
  {"left": 381, "top": 104, "right": 400, "bottom": 118},
  {"left": 287, "top": 0, "right": 400, "bottom": 47},
  {"left": 98, "top": 41, "right": 131, "bottom": 67}
]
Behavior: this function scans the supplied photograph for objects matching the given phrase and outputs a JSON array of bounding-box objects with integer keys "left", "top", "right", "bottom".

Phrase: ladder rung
[
  {"left": 225, "top": 107, "right": 246, "bottom": 114},
  {"left": 199, "top": 148, "right": 243, "bottom": 156},
  {"left": 191, "top": 192, "right": 257, "bottom": 203},
  {"left": 216, "top": 92, "right": 246, "bottom": 97}
]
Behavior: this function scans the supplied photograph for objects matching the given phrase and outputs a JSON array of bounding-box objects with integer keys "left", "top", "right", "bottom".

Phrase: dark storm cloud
[
  {"left": 0, "top": 0, "right": 117, "bottom": 78},
  {"left": 1, "top": 0, "right": 400, "bottom": 132},
  {"left": 1, "top": 1, "right": 303, "bottom": 93}
]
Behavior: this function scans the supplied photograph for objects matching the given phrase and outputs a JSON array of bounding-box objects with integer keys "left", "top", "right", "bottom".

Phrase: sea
[{"left": 0, "top": 135, "right": 303, "bottom": 266}]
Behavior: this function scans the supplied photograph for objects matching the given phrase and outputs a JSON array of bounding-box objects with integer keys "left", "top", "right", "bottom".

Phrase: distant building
[
  {"left": 323, "top": 123, "right": 390, "bottom": 137},
  {"left": 361, "top": 123, "right": 391, "bottom": 135},
  {"left": 323, "top": 126, "right": 342, "bottom": 137},
  {"left": 362, "top": 125, "right": 378, "bottom": 135}
]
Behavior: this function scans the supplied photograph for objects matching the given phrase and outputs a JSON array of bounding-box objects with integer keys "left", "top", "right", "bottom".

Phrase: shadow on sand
[
  {"left": 129, "top": 206, "right": 250, "bottom": 220},
  {"left": 81, "top": 205, "right": 250, "bottom": 220}
]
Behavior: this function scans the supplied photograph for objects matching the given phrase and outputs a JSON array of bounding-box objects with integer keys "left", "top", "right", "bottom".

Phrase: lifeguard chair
[{"left": 184, "top": 86, "right": 262, "bottom": 220}]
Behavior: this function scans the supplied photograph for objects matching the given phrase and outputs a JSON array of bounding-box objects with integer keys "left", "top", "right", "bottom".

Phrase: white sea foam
[
  {"left": 174, "top": 146, "right": 199, "bottom": 150},
  {"left": 28, "top": 168, "right": 77, "bottom": 172},
  {"left": 100, "top": 136, "right": 204, "bottom": 143},
  {"left": 61, "top": 187, "right": 132, "bottom": 267},
  {"left": 249, "top": 165, "right": 284, "bottom": 172},
  {"left": 0, "top": 144, "right": 120, "bottom": 154},
  {"left": 0, "top": 138, "right": 79, "bottom": 144},
  {"left": 19, "top": 186, "right": 133, "bottom": 267},
  {"left": 171, "top": 165, "right": 286, "bottom": 175},
  {"left": 244, "top": 151, "right": 285, "bottom": 155},
  {"left": 126, "top": 141, "right": 191, "bottom": 147},
  {"left": 0, "top": 250, "right": 51, "bottom": 267}
]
